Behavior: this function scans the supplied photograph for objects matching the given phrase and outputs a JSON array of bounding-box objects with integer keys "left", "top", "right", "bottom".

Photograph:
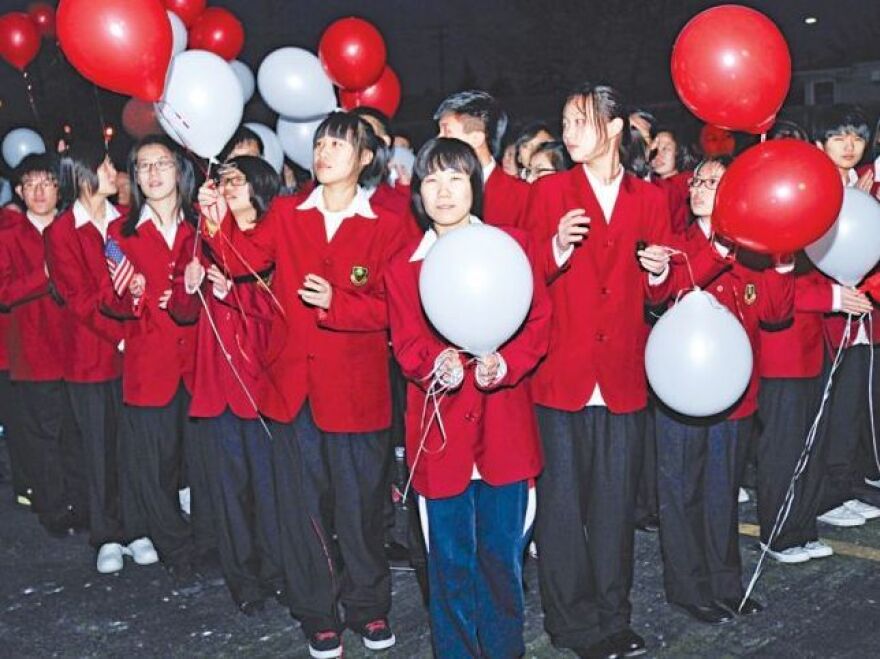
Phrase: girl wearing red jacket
[
  {"left": 201, "top": 113, "right": 412, "bottom": 658},
  {"left": 168, "top": 156, "right": 283, "bottom": 614},
  {"left": 656, "top": 157, "right": 793, "bottom": 624},
  {"left": 106, "top": 136, "right": 205, "bottom": 581},
  {"left": 386, "top": 137, "right": 550, "bottom": 658},
  {"left": 521, "top": 83, "right": 684, "bottom": 658}
]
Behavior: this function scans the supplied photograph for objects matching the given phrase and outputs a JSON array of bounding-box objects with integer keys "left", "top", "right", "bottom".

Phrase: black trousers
[
  {"left": 272, "top": 403, "right": 391, "bottom": 637},
  {"left": 755, "top": 376, "right": 825, "bottom": 550},
  {"left": 655, "top": 408, "right": 751, "bottom": 607},
  {"left": 121, "top": 385, "right": 193, "bottom": 565},
  {"left": 535, "top": 405, "right": 643, "bottom": 650},
  {"left": 182, "top": 408, "right": 216, "bottom": 559},
  {"left": 636, "top": 399, "right": 658, "bottom": 523},
  {"left": 66, "top": 380, "right": 126, "bottom": 547},
  {"left": 202, "top": 410, "right": 283, "bottom": 605},
  {"left": 819, "top": 345, "right": 876, "bottom": 514},
  {"left": 0, "top": 370, "right": 29, "bottom": 497},
  {"left": 14, "top": 380, "right": 87, "bottom": 524}
]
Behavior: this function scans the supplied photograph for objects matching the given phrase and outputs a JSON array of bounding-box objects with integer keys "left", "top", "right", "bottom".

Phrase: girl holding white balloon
[
  {"left": 200, "top": 112, "right": 413, "bottom": 658},
  {"left": 653, "top": 156, "right": 794, "bottom": 623},
  {"left": 384, "top": 137, "right": 550, "bottom": 658},
  {"left": 520, "top": 83, "right": 686, "bottom": 658}
]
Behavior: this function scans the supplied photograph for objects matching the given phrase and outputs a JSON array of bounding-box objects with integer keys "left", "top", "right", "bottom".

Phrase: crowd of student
[{"left": 1, "top": 84, "right": 879, "bottom": 659}]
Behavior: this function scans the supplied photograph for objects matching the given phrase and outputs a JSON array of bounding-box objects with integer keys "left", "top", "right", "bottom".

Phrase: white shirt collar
[
  {"left": 482, "top": 159, "right": 497, "bottom": 183},
  {"left": 296, "top": 184, "right": 377, "bottom": 219},
  {"left": 410, "top": 215, "right": 482, "bottom": 262},
  {"left": 846, "top": 168, "right": 859, "bottom": 187},
  {"left": 582, "top": 164, "right": 624, "bottom": 221},
  {"left": 582, "top": 164, "right": 625, "bottom": 191},
  {"left": 72, "top": 199, "right": 121, "bottom": 233},
  {"left": 874, "top": 156, "right": 880, "bottom": 182},
  {"left": 698, "top": 216, "right": 730, "bottom": 257},
  {"left": 135, "top": 203, "right": 182, "bottom": 228},
  {"left": 25, "top": 211, "right": 51, "bottom": 235}
]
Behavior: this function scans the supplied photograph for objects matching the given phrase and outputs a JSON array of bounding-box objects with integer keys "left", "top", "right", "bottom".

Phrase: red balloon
[
  {"left": 187, "top": 7, "right": 244, "bottom": 61},
  {"left": 0, "top": 12, "right": 41, "bottom": 71},
  {"left": 57, "top": 0, "right": 172, "bottom": 102},
  {"left": 122, "top": 97, "right": 162, "bottom": 139},
  {"left": 319, "top": 17, "right": 386, "bottom": 90},
  {"left": 28, "top": 3, "right": 56, "bottom": 39},
  {"left": 713, "top": 140, "right": 843, "bottom": 254},
  {"left": 339, "top": 66, "right": 401, "bottom": 118},
  {"left": 162, "top": 0, "right": 206, "bottom": 27},
  {"left": 671, "top": 6, "right": 791, "bottom": 135}
]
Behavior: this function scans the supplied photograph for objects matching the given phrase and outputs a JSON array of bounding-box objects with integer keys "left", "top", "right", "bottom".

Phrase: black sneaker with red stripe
[
  {"left": 308, "top": 630, "right": 342, "bottom": 659},
  {"left": 357, "top": 618, "right": 396, "bottom": 651}
]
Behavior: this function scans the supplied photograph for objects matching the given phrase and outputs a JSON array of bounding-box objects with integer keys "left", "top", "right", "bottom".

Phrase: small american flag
[{"left": 104, "top": 236, "right": 134, "bottom": 297}]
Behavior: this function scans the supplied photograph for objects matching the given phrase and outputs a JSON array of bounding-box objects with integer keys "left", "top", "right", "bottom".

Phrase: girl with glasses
[{"left": 168, "top": 155, "right": 284, "bottom": 615}]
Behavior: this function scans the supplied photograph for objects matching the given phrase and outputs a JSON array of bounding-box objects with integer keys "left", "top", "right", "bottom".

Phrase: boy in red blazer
[
  {"left": 386, "top": 138, "right": 550, "bottom": 657},
  {"left": 0, "top": 154, "right": 87, "bottom": 538},
  {"left": 202, "top": 113, "right": 409, "bottom": 658},
  {"left": 434, "top": 90, "right": 530, "bottom": 227}
]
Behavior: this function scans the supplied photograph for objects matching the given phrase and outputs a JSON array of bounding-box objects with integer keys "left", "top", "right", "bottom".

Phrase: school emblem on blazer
[
  {"left": 350, "top": 265, "right": 369, "bottom": 286},
  {"left": 744, "top": 283, "right": 757, "bottom": 305}
]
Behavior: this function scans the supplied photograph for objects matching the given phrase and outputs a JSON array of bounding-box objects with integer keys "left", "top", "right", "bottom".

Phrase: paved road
[{"left": 2, "top": 440, "right": 880, "bottom": 658}]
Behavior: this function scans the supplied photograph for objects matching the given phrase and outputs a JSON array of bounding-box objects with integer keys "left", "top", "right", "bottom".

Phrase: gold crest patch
[
  {"left": 744, "top": 283, "right": 757, "bottom": 305},
  {"left": 350, "top": 266, "right": 369, "bottom": 286}
]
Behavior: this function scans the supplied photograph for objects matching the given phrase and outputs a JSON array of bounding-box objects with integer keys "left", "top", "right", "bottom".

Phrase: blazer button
[
  {"left": 605, "top": 239, "right": 614, "bottom": 247},
  {"left": 717, "top": 285, "right": 724, "bottom": 293},
  {"left": 307, "top": 353, "right": 316, "bottom": 361},
  {"left": 323, "top": 257, "right": 332, "bottom": 266},
  {"left": 177, "top": 338, "right": 184, "bottom": 346},
  {"left": 465, "top": 412, "right": 475, "bottom": 422},
  {"left": 601, "top": 287, "right": 610, "bottom": 296},
  {"left": 596, "top": 332, "right": 606, "bottom": 342}
]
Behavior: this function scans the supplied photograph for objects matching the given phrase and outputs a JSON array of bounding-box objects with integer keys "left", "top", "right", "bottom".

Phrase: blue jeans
[{"left": 421, "top": 479, "right": 534, "bottom": 658}]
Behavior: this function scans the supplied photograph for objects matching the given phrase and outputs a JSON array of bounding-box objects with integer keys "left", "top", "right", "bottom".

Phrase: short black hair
[
  {"left": 220, "top": 126, "right": 264, "bottom": 162},
  {"left": 514, "top": 121, "right": 557, "bottom": 168},
  {"left": 313, "top": 111, "right": 388, "bottom": 189},
  {"left": 58, "top": 139, "right": 107, "bottom": 210},
  {"left": 15, "top": 153, "right": 59, "bottom": 186},
  {"left": 529, "top": 140, "right": 572, "bottom": 174},
  {"left": 768, "top": 119, "right": 810, "bottom": 142},
  {"left": 224, "top": 155, "right": 280, "bottom": 217},
  {"left": 433, "top": 90, "right": 508, "bottom": 159},
  {"left": 411, "top": 137, "right": 483, "bottom": 232},
  {"left": 630, "top": 109, "right": 658, "bottom": 140},
  {"left": 813, "top": 104, "right": 870, "bottom": 144}
]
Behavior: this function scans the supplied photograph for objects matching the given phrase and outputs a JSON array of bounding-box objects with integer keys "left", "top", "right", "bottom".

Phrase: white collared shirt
[
  {"left": 73, "top": 200, "right": 120, "bottom": 242},
  {"left": 297, "top": 184, "right": 377, "bottom": 241},
  {"left": 137, "top": 204, "right": 182, "bottom": 250},
  {"left": 583, "top": 164, "right": 624, "bottom": 222},
  {"left": 481, "top": 159, "right": 497, "bottom": 184}
]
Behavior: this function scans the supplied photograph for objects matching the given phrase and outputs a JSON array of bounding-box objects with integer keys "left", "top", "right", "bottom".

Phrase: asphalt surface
[{"left": 2, "top": 438, "right": 880, "bottom": 658}]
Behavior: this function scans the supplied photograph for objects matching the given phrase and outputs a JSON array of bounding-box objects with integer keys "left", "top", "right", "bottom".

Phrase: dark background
[{"left": 1, "top": 0, "right": 878, "bottom": 167}]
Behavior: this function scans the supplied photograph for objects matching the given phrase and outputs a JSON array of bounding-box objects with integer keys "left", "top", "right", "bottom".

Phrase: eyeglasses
[
  {"left": 135, "top": 159, "right": 176, "bottom": 174},
  {"left": 218, "top": 174, "right": 247, "bottom": 188},
  {"left": 688, "top": 176, "right": 721, "bottom": 190},
  {"left": 21, "top": 178, "right": 58, "bottom": 192}
]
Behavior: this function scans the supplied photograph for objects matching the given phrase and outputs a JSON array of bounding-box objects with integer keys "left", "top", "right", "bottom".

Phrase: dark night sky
[{"left": 0, "top": 0, "right": 878, "bottom": 161}]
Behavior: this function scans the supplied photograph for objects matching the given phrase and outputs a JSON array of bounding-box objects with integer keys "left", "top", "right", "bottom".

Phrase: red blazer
[
  {"left": 204, "top": 194, "right": 411, "bottom": 430},
  {"left": 105, "top": 217, "right": 196, "bottom": 406},
  {"left": 760, "top": 267, "right": 833, "bottom": 379},
  {"left": 386, "top": 226, "right": 550, "bottom": 499},
  {"left": 675, "top": 224, "right": 794, "bottom": 418},
  {"left": 0, "top": 212, "right": 68, "bottom": 381},
  {"left": 44, "top": 208, "right": 125, "bottom": 383},
  {"left": 521, "top": 166, "right": 686, "bottom": 413},
  {"left": 652, "top": 171, "right": 691, "bottom": 234},
  {"left": 167, "top": 222, "right": 275, "bottom": 420},
  {"left": 484, "top": 165, "right": 530, "bottom": 227}
]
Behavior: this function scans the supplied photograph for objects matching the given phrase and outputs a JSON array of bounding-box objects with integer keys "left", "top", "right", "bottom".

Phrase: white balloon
[
  {"left": 806, "top": 187, "right": 880, "bottom": 287},
  {"left": 167, "top": 11, "right": 188, "bottom": 57},
  {"left": 230, "top": 60, "right": 255, "bottom": 103},
  {"left": 419, "top": 224, "right": 534, "bottom": 357},
  {"left": 276, "top": 115, "right": 326, "bottom": 171},
  {"left": 244, "top": 122, "right": 283, "bottom": 173},
  {"left": 156, "top": 50, "right": 244, "bottom": 160},
  {"left": 2, "top": 128, "right": 46, "bottom": 169},
  {"left": 645, "top": 289, "right": 753, "bottom": 417},
  {"left": 258, "top": 47, "right": 336, "bottom": 120}
]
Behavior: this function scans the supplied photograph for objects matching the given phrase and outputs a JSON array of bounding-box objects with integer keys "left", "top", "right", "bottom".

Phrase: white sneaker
[
  {"left": 126, "top": 537, "right": 159, "bottom": 565},
  {"left": 97, "top": 543, "right": 124, "bottom": 574},
  {"left": 528, "top": 541, "right": 539, "bottom": 560},
  {"left": 817, "top": 504, "right": 866, "bottom": 527},
  {"left": 865, "top": 477, "right": 880, "bottom": 489},
  {"left": 803, "top": 540, "right": 834, "bottom": 559},
  {"left": 178, "top": 487, "right": 191, "bottom": 516},
  {"left": 760, "top": 543, "right": 811, "bottom": 564},
  {"left": 738, "top": 488, "right": 750, "bottom": 504},
  {"left": 843, "top": 499, "right": 880, "bottom": 520}
]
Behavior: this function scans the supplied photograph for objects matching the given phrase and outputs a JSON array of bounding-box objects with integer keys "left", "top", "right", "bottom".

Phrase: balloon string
[
  {"left": 662, "top": 247, "right": 697, "bottom": 292},
  {"left": 216, "top": 230, "right": 287, "bottom": 318},
  {"left": 92, "top": 84, "right": 107, "bottom": 147},
  {"left": 761, "top": 133, "right": 767, "bottom": 143},
  {"left": 195, "top": 286, "right": 273, "bottom": 441},
  {"left": 21, "top": 70, "right": 41, "bottom": 126},
  {"left": 741, "top": 318, "right": 853, "bottom": 610}
]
